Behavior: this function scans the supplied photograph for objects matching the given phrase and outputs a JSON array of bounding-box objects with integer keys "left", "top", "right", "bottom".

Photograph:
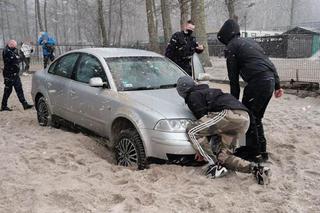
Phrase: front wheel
[
  {"left": 114, "top": 129, "right": 147, "bottom": 170},
  {"left": 36, "top": 96, "right": 59, "bottom": 127}
]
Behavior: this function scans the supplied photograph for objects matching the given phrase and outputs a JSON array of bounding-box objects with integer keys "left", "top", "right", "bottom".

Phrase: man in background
[
  {"left": 165, "top": 20, "right": 204, "bottom": 76},
  {"left": 1, "top": 40, "right": 33, "bottom": 111},
  {"left": 20, "top": 40, "right": 34, "bottom": 75},
  {"left": 38, "top": 32, "right": 56, "bottom": 68}
]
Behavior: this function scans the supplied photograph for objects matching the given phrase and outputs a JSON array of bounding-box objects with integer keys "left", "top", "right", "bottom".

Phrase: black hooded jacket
[
  {"left": 2, "top": 45, "right": 21, "bottom": 78},
  {"left": 217, "top": 19, "right": 281, "bottom": 99},
  {"left": 185, "top": 84, "right": 248, "bottom": 119}
]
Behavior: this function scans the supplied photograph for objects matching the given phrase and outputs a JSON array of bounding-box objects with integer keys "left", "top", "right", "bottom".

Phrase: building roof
[{"left": 283, "top": 27, "right": 320, "bottom": 35}]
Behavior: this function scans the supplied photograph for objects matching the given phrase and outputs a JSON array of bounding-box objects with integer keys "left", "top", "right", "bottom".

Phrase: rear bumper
[{"left": 140, "top": 129, "right": 195, "bottom": 160}]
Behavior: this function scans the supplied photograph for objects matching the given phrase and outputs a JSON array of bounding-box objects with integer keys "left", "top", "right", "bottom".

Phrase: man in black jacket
[
  {"left": 1, "top": 40, "right": 33, "bottom": 111},
  {"left": 165, "top": 20, "right": 204, "bottom": 75},
  {"left": 217, "top": 19, "right": 283, "bottom": 162},
  {"left": 176, "top": 76, "right": 270, "bottom": 185}
]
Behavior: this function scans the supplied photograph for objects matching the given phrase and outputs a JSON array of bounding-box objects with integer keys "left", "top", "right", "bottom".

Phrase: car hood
[{"left": 122, "top": 88, "right": 195, "bottom": 119}]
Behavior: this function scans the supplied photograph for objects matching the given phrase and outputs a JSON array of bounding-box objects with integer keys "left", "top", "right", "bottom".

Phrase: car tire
[
  {"left": 36, "top": 96, "right": 59, "bottom": 127},
  {"left": 115, "top": 129, "right": 147, "bottom": 170}
]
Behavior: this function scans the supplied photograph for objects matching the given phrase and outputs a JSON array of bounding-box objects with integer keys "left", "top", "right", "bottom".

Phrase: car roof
[{"left": 69, "top": 48, "right": 163, "bottom": 58}]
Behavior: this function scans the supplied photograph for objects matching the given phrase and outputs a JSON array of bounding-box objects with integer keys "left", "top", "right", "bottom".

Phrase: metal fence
[{"left": 1, "top": 41, "right": 320, "bottom": 84}]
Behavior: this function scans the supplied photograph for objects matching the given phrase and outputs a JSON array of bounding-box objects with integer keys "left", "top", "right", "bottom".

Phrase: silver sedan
[{"left": 31, "top": 48, "right": 206, "bottom": 169}]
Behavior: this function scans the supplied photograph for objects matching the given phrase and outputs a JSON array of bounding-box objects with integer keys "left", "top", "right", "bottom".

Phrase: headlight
[{"left": 154, "top": 119, "right": 192, "bottom": 133}]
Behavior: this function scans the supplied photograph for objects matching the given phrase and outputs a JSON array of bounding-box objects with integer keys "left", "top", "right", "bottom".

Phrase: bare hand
[
  {"left": 274, "top": 88, "right": 284, "bottom": 98},
  {"left": 196, "top": 44, "right": 204, "bottom": 50},
  {"left": 195, "top": 151, "right": 205, "bottom": 161}
]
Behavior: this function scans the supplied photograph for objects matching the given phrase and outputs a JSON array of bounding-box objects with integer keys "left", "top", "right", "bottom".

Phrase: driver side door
[{"left": 68, "top": 53, "right": 111, "bottom": 136}]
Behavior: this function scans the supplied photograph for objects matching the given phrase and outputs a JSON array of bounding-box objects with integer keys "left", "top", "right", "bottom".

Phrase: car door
[
  {"left": 46, "top": 53, "right": 80, "bottom": 118},
  {"left": 191, "top": 53, "right": 206, "bottom": 80},
  {"left": 68, "top": 53, "right": 111, "bottom": 136}
]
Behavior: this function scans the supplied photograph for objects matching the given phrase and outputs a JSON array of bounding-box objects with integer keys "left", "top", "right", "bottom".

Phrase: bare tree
[
  {"left": 178, "top": 0, "right": 190, "bottom": 27},
  {"left": 24, "top": 0, "right": 30, "bottom": 37},
  {"left": 191, "top": 0, "right": 211, "bottom": 66},
  {"left": 97, "top": 0, "right": 108, "bottom": 46},
  {"left": 290, "top": 0, "right": 296, "bottom": 27},
  {"left": 44, "top": 0, "right": 48, "bottom": 32},
  {"left": 118, "top": 0, "right": 124, "bottom": 46},
  {"left": 76, "top": 0, "right": 81, "bottom": 42},
  {"left": 146, "top": 0, "right": 160, "bottom": 52},
  {"left": 160, "top": 0, "right": 172, "bottom": 44},
  {"left": 0, "top": 1, "right": 6, "bottom": 44},
  {"left": 107, "top": 0, "right": 113, "bottom": 45},
  {"left": 225, "top": 0, "right": 236, "bottom": 19},
  {"left": 35, "top": 0, "right": 44, "bottom": 31},
  {"left": 5, "top": 3, "right": 12, "bottom": 38}
]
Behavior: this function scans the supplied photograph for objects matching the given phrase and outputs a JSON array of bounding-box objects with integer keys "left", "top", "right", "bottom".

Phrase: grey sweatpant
[{"left": 187, "top": 110, "right": 252, "bottom": 173}]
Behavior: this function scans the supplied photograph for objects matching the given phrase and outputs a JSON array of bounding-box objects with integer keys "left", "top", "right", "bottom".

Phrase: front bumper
[{"left": 139, "top": 129, "right": 195, "bottom": 160}]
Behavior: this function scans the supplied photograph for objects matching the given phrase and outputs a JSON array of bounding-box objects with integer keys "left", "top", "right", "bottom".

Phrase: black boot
[
  {"left": 1, "top": 106, "right": 12, "bottom": 111},
  {"left": 23, "top": 103, "right": 33, "bottom": 110}
]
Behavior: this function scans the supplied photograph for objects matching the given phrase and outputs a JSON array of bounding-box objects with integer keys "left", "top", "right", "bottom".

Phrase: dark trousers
[
  {"left": 24, "top": 57, "right": 31, "bottom": 72},
  {"left": 21, "top": 57, "right": 31, "bottom": 73},
  {"left": 1, "top": 76, "right": 27, "bottom": 107},
  {"left": 43, "top": 54, "right": 55, "bottom": 69},
  {"left": 242, "top": 78, "right": 275, "bottom": 154}
]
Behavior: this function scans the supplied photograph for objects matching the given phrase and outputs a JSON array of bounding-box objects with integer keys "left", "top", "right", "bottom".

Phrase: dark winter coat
[
  {"left": 185, "top": 84, "right": 248, "bottom": 119},
  {"left": 2, "top": 46, "right": 21, "bottom": 78},
  {"left": 165, "top": 31, "right": 203, "bottom": 75},
  {"left": 217, "top": 19, "right": 281, "bottom": 99}
]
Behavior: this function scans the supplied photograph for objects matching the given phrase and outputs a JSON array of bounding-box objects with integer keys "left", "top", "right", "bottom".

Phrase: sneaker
[
  {"left": 0, "top": 106, "right": 12, "bottom": 111},
  {"left": 22, "top": 73, "right": 29, "bottom": 76},
  {"left": 23, "top": 103, "right": 33, "bottom": 110},
  {"left": 252, "top": 164, "right": 271, "bottom": 185},
  {"left": 205, "top": 163, "right": 228, "bottom": 179}
]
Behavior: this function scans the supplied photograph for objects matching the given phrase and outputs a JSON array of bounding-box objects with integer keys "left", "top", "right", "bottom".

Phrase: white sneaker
[
  {"left": 205, "top": 164, "right": 228, "bottom": 178},
  {"left": 22, "top": 73, "right": 29, "bottom": 76}
]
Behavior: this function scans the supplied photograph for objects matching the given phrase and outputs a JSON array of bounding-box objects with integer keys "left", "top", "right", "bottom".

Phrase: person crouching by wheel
[{"left": 176, "top": 76, "right": 270, "bottom": 185}]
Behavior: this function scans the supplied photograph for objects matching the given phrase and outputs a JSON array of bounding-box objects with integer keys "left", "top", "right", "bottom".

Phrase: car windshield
[{"left": 105, "top": 57, "right": 186, "bottom": 91}]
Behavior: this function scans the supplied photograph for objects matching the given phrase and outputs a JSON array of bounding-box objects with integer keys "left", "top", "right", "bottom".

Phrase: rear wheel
[{"left": 115, "top": 129, "right": 147, "bottom": 170}]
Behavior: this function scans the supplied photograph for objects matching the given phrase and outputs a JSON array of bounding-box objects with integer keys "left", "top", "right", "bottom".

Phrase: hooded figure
[
  {"left": 176, "top": 76, "right": 270, "bottom": 184},
  {"left": 38, "top": 32, "right": 56, "bottom": 68},
  {"left": 217, "top": 19, "right": 283, "bottom": 162}
]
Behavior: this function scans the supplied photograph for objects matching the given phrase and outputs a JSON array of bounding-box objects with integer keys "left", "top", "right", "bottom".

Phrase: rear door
[
  {"left": 68, "top": 53, "right": 111, "bottom": 136},
  {"left": 46, "top": 53, "right": 80, "bottom": 118}
]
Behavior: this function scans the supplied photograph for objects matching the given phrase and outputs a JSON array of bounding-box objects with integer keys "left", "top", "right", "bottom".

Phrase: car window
[
  {"left": 75, "top": 54, "right": 107, "bottom": 84},
  {"left": 105, "top": 57, "right": 185, "bottom": 91},
  {"left": 49, "top": 53, "right": 79, "bottom": 78}
]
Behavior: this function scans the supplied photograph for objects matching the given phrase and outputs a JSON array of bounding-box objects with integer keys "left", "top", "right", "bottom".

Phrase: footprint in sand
[
  {"left": 134, "top": 192, "right": 155, "bottom": 206},
  {"left": 112, "top": 194, "right": 125, "bottom": 204},
  {"left": 304, "top": 170, "right": 320, "bottom": 177},
  {"left": 113, "top": 179, "right": 129, "bottom": 185}
]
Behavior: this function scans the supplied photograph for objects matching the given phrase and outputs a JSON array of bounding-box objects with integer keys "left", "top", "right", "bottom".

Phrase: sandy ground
[{"left": 1, "top": 68, "right": 320, "bottom": 212}]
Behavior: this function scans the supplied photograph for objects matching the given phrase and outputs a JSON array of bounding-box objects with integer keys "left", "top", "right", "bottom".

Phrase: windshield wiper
[
  {"left": 159, "top": 83, "right": 177, "bottom": 89},
  {"left": 123, "top": 86, "right": 158, "bottom": 91}
]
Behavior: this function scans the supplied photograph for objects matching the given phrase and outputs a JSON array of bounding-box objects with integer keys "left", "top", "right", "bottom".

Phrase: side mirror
[{"left": 89, "top": 77, "right": 105, "bottom": 87}]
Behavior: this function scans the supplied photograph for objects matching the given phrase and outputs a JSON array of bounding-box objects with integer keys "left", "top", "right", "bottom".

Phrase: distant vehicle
[
  {"left": 31, "top": 48, "right": 207, "bottom": 169},
  {"left": 240, "top": 30, "right": 283, "bottom": 38}
]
